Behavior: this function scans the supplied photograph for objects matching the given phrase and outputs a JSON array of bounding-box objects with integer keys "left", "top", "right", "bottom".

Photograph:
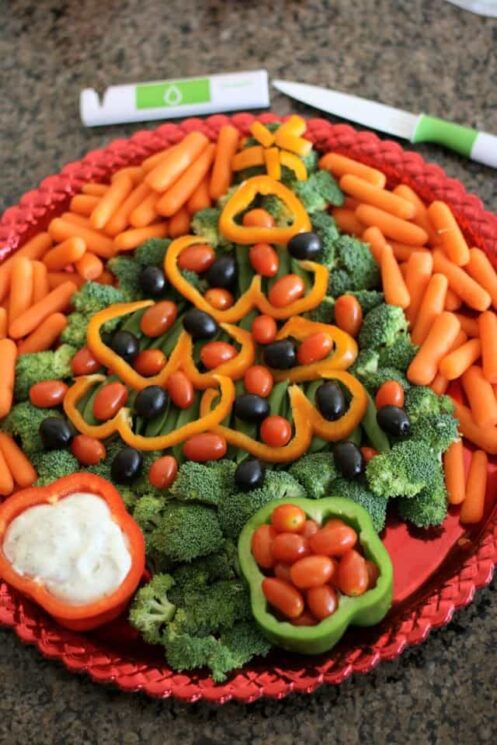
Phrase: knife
[{"left": 273, "top": 80, "right": 497, "bottom": 169}]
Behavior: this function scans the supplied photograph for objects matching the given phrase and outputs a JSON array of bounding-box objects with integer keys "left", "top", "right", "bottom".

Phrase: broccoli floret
[
  {"left": 260, "top": 195, "right": 293, "bottom": 226},
  {"left": 310, "top": 211, "right": 340, "bottom": 270},
  {"left": 349, "top": 290, "right": 385, "bottom": 315},
  {"left": 134, "top": 238, "right": 170, "bottom": 267},
  {"left": 218, "top": 470, "right": 305, "bottom": 539},
  {"left": 301, "top": 149, "right": 319, "bottom": 174},
  {"left": 163, "top": 628, "right": 220, "bottom": 674},
  {"left": 293, "top": 170, "right": 343, "bottom": 213},
  {"left": 2, "top": 402, "right": 61, "bottom": 454},
  {"left": 169, "top": 579, "right": 250, "bottom": 637},
  {"left": 32, "top": 450, "right": 79, "bottom": 486},
  {"left": 107, "top": 256, "right": 143, "bottom": 300},
  {"left": 366, "top": 440, "right": 439, "bottom": 499},
  {"left": 150, "top": 503, "right": 224, "bottom": 563},
  {"left": 14, "top": 344, "right": 76, "bottom": 401},
  {"left": 216, "top": 185, "right": 238, "bottom": 209},
  {"left": 378, "top": 335, "right": 418, "bottom": 372},
  {"left": 397, "top": 469, "right": 448, "bottom": 528},
  {"left": 330, "top": 477, "right": 388, "bottom": 533},
  {"left": 72, "top": 281, "right": 124, "bottom": 316},
  {"left": 404, "top": 386, "right": 455, "bottom": 420},
  {"left": 350, "top": 348, "right": 380, "bottom": 378},
  {"left": 180, "top": 269, "right": 208, "bottom": 294},
  {"left": 328, "top": 236, "right": 380, "bottom": 297},
  {"left": 60, "top": 312, "right": 88, "bottom": 349},
  {"left": 410, "top": 414, "right": 459, "bottom": 453},
  {"left": 133, "top": 495, "right": 167, "bottom": 547},
  {"left": 170, "top": 460, "right": 237, "bottom": 507},
  {"left": 359, "top": 304, "right": 408, "bottom": 350},
  {"left": 289, "top": 452, "right": 337, "bottom": 499},
  {"left": 129, "top": 574, "right": 176, "bottom": 645},
  {"left": 169, "top": 544, "right": 238, "bottom": 605},
  {"left": 356, "top": 367, "right": 410, "bottom": 396},
  {"left": 307, "top": 296, "right": 335, "bottom": 324},
  {"left": 191, "top": 208, "right": 224, "bottom": 247}
]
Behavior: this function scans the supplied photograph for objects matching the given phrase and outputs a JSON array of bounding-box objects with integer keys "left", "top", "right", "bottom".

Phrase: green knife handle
[{"left": 412, "top": 114, "right": 497, "bottom": 169}]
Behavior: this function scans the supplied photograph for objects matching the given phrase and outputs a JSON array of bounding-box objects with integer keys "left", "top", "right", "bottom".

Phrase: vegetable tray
[{"left": 1, "top": 114, "right": 497, "bottom": 703}]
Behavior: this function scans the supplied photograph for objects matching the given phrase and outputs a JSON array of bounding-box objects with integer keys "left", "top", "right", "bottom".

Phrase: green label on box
[{"left": 136, "top": 79, "right": 211, "bottom": 109}]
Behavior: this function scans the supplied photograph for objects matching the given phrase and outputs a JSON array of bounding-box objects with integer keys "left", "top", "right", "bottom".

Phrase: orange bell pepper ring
[
  {"left": 219, "top": 175, "right": 312, "bottom": 244},
  {"left": 0, "top": 473, "right": 145, "bottom": 631},
  {"left": 307, "top": 370, "right": 368, "bottom": 440},
  {"left": 181, "top": 323, "right": 256, "bottom": 388}
]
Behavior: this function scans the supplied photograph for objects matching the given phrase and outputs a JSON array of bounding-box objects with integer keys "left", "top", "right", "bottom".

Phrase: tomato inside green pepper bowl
[{"left": 0, "top": 113, "right": 497, "bottom": 704}]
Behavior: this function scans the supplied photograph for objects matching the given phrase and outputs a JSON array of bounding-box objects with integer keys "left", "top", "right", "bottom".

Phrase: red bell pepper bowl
[{"left": 1, "top": 114, "right": 497, "bottom": 703}]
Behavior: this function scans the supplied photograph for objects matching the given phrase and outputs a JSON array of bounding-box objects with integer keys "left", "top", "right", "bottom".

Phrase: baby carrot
[
  {"left": 169, "top": 207, "right": 191, "bottom": 238},
  {"left": 332, "top": 208, "right": 365, "bottom": 237},
  {"left": 9, "top": 281, "right": 77, "bottom": 340},
  {"left": 32, "top": 261, "right": 49, "bottom": 303},
  {"left": 70, "top": 194, "right": 100, "bottom": 216},
  {"left": 0, "top": 232, "right": 52, "bottom": 303},
  {"left": 444, "top": 288, "right": 462, "bottom": 311},
  {"left": 439, "top": 337, "right": 481, "bottom": 380},
  {"left": 466, "top": 248, "right": 497, "bottom": 309},
  {"left": 43, "top": 237, "right": 87, "bottom": 271},
  {"left": 48, "top": 218, "right": 115, "bottom": 258},
  {"left": 0, "top": 339, "right": 17, "bottom": 418},
  {"left": 356, "top": 204, "right": 429, "bottom": 245},
  {"left": 81, "top": 183, "right": 109, "bottom": 196},
  {"left": 454, "top": 400, "right": 497, "bottom": 454},
  {"left": 156, "top": 143, "right": 216, "bottom": 217},
  {"left": 339, "top": 174, "right": 416, "bottom": 220},
  {"left": 392, "top": 185, "right": 440, "bottom": 245},
  {"left": 114, "top": 223, "right": 168, "bottom": 252},
  {"left": 17, "top": 312, "right": 68, "bottom": 354},
  {"left": 129, "top": 191, "right": 160, "bottom": 228},
  {"left": 75, "top": 251, "right": 103, "bottom": 281},
  {"left": 187, "top": 177, "right": 211, "bottom": 215},
  {"left": 462, "top": 365, "right": 497, "bottom": 428},
  {"left": 0, "top": 432, "right": 37, "bottom": 488},
  {"left": 443, "top": 440, "right": 466, "bottom": 506},
  {"left": 430, "top": 373, "right": 449, "bottom": 395},
  {"left": 407, "top": 311, "right": 461, "bottom": 385},
  {"left": 343, "top": 196, "right": 360, "bottom": 210},
  {"left": 460, "top": 450, "right": 488, "bottom": 524},
  {"left": 104, "top": 182, "right": 152, "bottom": 236},
  {"left": 209, "top": 125, "right": 240, "bottom": 200},
  {"left": 0, "top": 447, "right": 14, "bottom": 497},
  {"left": 0, "top": 308, "right": 6, "bottom": 338},
  {"left": 411, "top": 273, "right": 448, "bottom": 345},
  {"left": 318, "top": 153, "right": 386, "bottom": 188},
  {"left": 432, "top": 249, "right": 491, "bottom": 312},
  {"left": 112, "top": 166, "right": 144, "bottom": 185},
  {"left": 389, "top": 242, "right": 430, "bottom": 262},
  {"left": 381, "top": 241, "right": 410, "bottom": 309},
  {"left": 362, "top": 226, "right": 385, "bottom": 263},
  {"left": 478, "top": 310, "right": 497, "bottom": 383},
  {"left": 141, "top": 148, "right": 173, "bottom": 173},
  {"left": 146, "top": 131, "right": 210, "bottom": 192},
  {"left": 90, "top": 173, "right": 134, "bottom": 230},
  {"left": 428, "top": 201, "right": 470, "bottom": 266},
  {"left": 454, "top": 313, "right": 479, "bottom": 338},
  {"left": 9, "top": 257, "right": 34, "bottom": 326},
  {"left": 60, "top": 212, "right": 91, "bottom": 227},
  {"left": 95, "top": 269, "right": 114, "bottom": 286},
  {"left": 47, "top": 272, "right": 85, "bottom": 290},
  {"left": 404, "top": 251, "right": 433, "bottom": 325}
]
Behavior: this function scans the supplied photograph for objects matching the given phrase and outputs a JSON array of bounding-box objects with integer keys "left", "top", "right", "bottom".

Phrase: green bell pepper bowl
[{"left": 238, "top": 496, "right": 393, "bottom": 655}]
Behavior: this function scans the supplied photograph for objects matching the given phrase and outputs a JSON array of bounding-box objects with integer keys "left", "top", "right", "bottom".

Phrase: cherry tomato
[
  {"left": 140, "top": 301, "right": 177, "bottom": 338},
  {"left": 242, "top": 209, "right": 275, "bottom": 229},
  {"left": 70, "top": 435, "right": 106, "bottom": 466},
  {"left": 204, "top": 288, "right": 234, "bottom": 310},
  {"left": 249, "top": 243, "right": 279, "bottom": 277},
  {"left": 244, "top": 365, "right": 274, "bottom": 398},
  {"left": 334, "top": 295, "right": 363, "bottom": 337},
  {"left": 290, "top": 555, "right": 335, "bottom": 589},
  {"left": 166, "top": 370, "right": 195, "bottom": 409},
  {"left": 200, "top": 341, "right": 237, "bottom": 369},
  {"left": 251, "top": 524, "right": 277, "bottom": 569},
  {"left": 297, "top": 332, "right": 333, "bottom": 365},
  {"left": 309, "top": 525, "right": 357, "bottom": 557},
  {"left": 29, "top": 380, "right": 68, "bottom": 408},
  {"left": 271, "top": 504, "right": 306, "bottom": 534},
  {"left": 149, "top": 455, "right": 178, "bottom": 489},
  {"left": 134, "top": 349, "right": 167, "bottom": 377},
  {"left": 302, "top": 519, "right": 320, "bottom": 538},
  {"left": 366, "top": 559, "right": 380, "bottom": 589},
  {"left": 307, "top": 585, "right": 339, "bottom": 620},
  {"left": 71, "top": 347, "right": 101, "bottom": 376},
  {"left": 182, "top": 432, "right": 227, "bottom": 461},
  {"left": 271, "top": 533, "right": 309, "bottom": 564},
  {"left": 251, "top": 314, "right": 277, "bottom": 345},
  {"left": 337, "top": 549, "right": 369, "bottom": 596},
  {"left": 375, "top": 380, "right": 405, "bottom": 409},
  {"left": 323, "top": 518, "right": 347, "bottom": 531},
  {"left": 177, "top": 243, "right": 216, "bottom": 273},
  {"left": 361, "top": 446, "right": 379, "bottom": 464},
  {"left": 260, "top": 415, "right": 292, "bottom": 447},
  {"left": 268, "top": 274, "right": 305, "bottom": 308},
  {"left": 93, "top": 382, "right": 128, "bottom": 421},
  {"left": 262, "top": 577, "right": 304, "bottom": 620},
  {"left": 291, "top": 609, "right": 318, "bottom": 626},
  {"left": 274, "top": 562, "right": 292, "bottom": 583}
]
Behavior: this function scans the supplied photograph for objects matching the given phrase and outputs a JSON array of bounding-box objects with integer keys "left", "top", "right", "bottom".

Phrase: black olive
[
  {"left": 234, "top": 394, "right": 270, "bottom": 423},
  {"left": 316, "top": 381, "right": 346, "bottom": 421},
  {"left": 111, "top": 447, "right": 143, "bottom": 484},
  {"left": 134, "top": 386, "right": 168, "bottom": 419},
  {"left": 235, "top": 459, "right": 266, "bottom": 491},
  {"left": 377, "top": 405, "right": 410, "bottom": 438},
  {"left": 39, "top": 417, "right": 74, "bottom": 450},
  {"left": 334, "top": 441, "right": 364, "bottom": 479},
  {"left": 263, "top": 339, "right": 297, "bottom": 370},
  {"left": 101, "top": 331, "right": 113, "bottom": 347},
  {"left": 139, "top": 266, "right": 166, "bottom": 297},
  {"left": 183, "top": 309, "right": 219, "bottom": 340},
  {"left": 207, "top": 255, "right": 237, "bottom": 289},
  {"left": 287, "top": 232, "right": 322, "bottom": 260},
  {"left": 110, "top": 330, "right": 140, "bottom": 363}
]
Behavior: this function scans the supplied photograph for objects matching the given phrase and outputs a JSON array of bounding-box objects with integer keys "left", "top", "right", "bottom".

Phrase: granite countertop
[{"left": 1, "top": 0, "right": 496, "bottom": 742}]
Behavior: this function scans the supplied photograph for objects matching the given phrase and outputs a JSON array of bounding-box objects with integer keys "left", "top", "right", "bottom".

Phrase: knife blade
[{"left": 273, "top": 79, "right": 497, "bottom": 169}]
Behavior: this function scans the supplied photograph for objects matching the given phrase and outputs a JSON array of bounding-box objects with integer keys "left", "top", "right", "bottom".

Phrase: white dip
[{"left": 3, "top": 492, "right": 132, "bottom": 605}]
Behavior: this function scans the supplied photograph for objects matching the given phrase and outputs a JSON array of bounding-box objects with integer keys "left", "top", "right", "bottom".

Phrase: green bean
[
  {"left": 159, "top": 316, "right": 184, "bottom": 355},
  {"left": 173, "top": 394, "right": 200, "bottom": 463},
  {"left": 290, "top": 258, "right": 311, "bottom": 292},
  {"left": 268, "top": 381, "right": 289, "bottom": 416},
  {"left": 236, "top": 244, "right": 254, "bottom": 295},
  {"left": 362, "top": 393, "right": 391, "bottom": 452},
  {"left": 145, "top": 398, "right": 173, "bottom": 438}
]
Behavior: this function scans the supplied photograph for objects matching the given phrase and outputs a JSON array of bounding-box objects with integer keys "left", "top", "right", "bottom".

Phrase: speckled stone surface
[{"left": 1, "top": 0, "right": 497, "bottom": 741}]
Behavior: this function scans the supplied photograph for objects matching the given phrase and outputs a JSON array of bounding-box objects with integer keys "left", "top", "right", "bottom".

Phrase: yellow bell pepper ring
[
  {"left": 249, "top": 121, "right": 275, "bottom": 148},
  {"left": 279, "top": 150, "right": 307, "bottom": 182},
  {"left": 182, "top": 323, "right": 255, "bottom": 388},
  {"left": 63, "top": 375, "right": 135, "bottom": 441},
  {"left": 309, "top": 370, "right": 369, "bottom": 441},
  {"left": 255, "top": 261, "right": 328, "bottom": 321},
  {"left": 219, "top": 175, "right": 312, "bottom": 244}
]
